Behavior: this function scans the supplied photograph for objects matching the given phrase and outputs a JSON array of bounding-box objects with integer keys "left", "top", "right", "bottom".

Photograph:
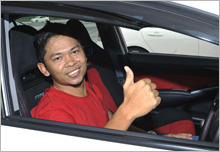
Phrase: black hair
[{"left": 34, "top": 21, "right": 81, "bottom": 64}]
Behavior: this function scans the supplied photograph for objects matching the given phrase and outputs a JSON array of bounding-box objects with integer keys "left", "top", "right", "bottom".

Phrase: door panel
[
  {"left": 129, "top": 53, "right": 218, "bottom": 88},
  {"left": 135, "top": 74, "right": 218, "bottom": 90},
  {"left": 128, "top": 52, "right": 219, "bottom": 119}
]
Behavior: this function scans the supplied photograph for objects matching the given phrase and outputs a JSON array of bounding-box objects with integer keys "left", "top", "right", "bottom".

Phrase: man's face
[{"left": 38, "top": 35, "right": 87, "bottom": 89}]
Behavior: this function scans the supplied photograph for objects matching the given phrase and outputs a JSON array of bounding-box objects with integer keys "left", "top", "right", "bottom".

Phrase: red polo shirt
[{"left": 31, "top": 82, "right": 109, "bottom": 127}]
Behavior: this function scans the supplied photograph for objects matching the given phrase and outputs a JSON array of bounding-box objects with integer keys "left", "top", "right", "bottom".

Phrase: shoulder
[
  {"left": 34, "top": 87, "right": 71, "bottom": 110},
  {"left": 31, "top": 88, "right": 75, "bottom": 119},
  {"left": 40, "top": 87, "right": 62, "bottom": 103}
]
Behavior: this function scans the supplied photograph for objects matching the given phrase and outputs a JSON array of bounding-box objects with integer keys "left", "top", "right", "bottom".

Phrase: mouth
[{"left": 66, "top": 68, "right": 80, "bottom": 78}]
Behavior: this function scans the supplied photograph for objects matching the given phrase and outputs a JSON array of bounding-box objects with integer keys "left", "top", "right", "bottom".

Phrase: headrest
[
  {"left": 10, "top": 25, "right": 38, "bottom": 76},
  {"left": 66, "top": 19, "right": 92, "bottom": 46},
  {"left": 66, "top": 19, "right": 94, "bottom": 57}
]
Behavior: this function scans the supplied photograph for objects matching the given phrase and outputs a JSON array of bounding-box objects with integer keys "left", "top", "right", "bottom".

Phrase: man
[{"left": 31, "top": 22, "right": 193, "bottom": 139}]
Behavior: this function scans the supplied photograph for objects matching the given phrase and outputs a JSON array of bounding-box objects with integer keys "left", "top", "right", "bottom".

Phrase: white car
[
  {"left": 30, "top": 16, "right": 50, "bottom": 23},
  {"left": 121, "top": 27, "right": 219, "bottom": 57}
]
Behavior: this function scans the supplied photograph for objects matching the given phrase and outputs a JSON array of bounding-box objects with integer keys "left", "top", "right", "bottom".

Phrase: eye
[
  {"left": 72, "top": 50, "right": 79, "bottom": 55},
  {"left": 54, "top": 56, "right": 61, "bottom": 61}
]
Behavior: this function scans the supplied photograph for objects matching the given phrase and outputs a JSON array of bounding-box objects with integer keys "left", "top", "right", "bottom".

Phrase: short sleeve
[
  {"left": 44, "top": 109, "right": 77, "bottom": 124},
  {"left": 32, "top": 103, "right": 77, "bottom": 124}
]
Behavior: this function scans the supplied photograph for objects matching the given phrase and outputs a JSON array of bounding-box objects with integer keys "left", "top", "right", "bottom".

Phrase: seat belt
[{"left": 108, "top": 49, "right": 126, "bottom": 86}]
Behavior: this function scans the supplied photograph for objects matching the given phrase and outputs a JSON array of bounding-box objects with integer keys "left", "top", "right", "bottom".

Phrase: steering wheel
[{"left": 199, "top": 91, "right": 219, "bottom": 142}]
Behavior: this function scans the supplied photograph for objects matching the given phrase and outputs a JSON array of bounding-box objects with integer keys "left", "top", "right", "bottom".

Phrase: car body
[
  {"left": 121, "top": 27, "right": 219, "bottom": 57},
  {"left": 30, "top": 16, "right": 50, "bottom": 23},
  {"left": 1, "top": 1, "right": 219, "bottom": 151}
]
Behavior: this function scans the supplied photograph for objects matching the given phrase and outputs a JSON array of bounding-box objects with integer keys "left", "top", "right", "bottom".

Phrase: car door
[
  {"left": 110, "top": 2, "right": 219, "bottom": 131},
  {"left": 85, "top": 0, "right": 219, "bottom": 116},
  {"left": 119, "top": 27, "right": 219, "bottom": 131}
]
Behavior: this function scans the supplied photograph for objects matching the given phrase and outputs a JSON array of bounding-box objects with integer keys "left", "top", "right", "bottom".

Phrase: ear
[{"left": 37, "top": 63, "right": 51, "bottom": 77}]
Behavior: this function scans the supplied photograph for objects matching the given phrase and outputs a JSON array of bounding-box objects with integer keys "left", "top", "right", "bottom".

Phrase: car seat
[
  {"left": 9, "top": 25, "right": 52, "bottom": 117},
  {"left": 66, "top": 19, "right": 124, "bottom": 109}
]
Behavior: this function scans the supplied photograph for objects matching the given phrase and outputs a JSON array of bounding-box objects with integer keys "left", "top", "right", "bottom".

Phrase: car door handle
[{"left": 147, "top": 31, "right": 163, "bottom": 36}]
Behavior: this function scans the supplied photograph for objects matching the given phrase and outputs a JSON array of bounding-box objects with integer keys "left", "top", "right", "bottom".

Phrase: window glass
[
  {"left": 81, "top": 21, "right": 103, "bottom": 48},
  {"left": 16, "top": 16, "right": 68, "bottom": 30},
  {"left": 121, "top": 27, "right": 219, "bottom": 57},
  {"left": 10, "top": 16, "right": 103, "bottom": 48}
]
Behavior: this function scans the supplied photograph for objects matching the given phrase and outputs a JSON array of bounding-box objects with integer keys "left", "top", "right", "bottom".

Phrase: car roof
[
  {"left": 2, "top": 1, "right": 219, "bottom": 44},
  {"left": 62, "top": 1, "right": 218, "bottom": 44}
]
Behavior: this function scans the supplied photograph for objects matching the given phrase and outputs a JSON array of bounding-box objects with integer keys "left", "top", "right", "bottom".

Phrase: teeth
[{"left": 67, "top": 69, "right": 79, "bottom": 76}]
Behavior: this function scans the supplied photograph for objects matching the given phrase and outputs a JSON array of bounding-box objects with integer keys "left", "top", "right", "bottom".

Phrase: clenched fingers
[
  {"left": 142, "top": 78, "right": 151, "bottom": 84},
  {"left": 140, "top": 79, "right": 157, "bottom": 90},
  {"left": 153, "top": 90, "right": 159, "bottom": 97},
  {"left": 156, "top": 96, "right": 161, "bottom": 106}
]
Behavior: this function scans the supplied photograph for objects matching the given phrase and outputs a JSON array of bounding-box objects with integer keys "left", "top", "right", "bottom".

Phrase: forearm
[{"left": 104, "top": 104, "right": 134, "bottom": 131}]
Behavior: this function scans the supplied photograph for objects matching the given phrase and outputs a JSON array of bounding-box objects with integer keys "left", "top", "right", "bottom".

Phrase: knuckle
[
  {"left": 157, "top": 97, "right": 161, "bottom": 104},
  {"left": 146, "top": 83, "right": 152, "bottom": 89},
  {"left": 138, "top": 79, "right": 146, "bottom": 87},
  {"left": 152, "top": 83, "right": 156, "bottom": 89},
  {"left": 144, "top": 78, "right": 151, "bottom": 83},
  {"left": 154, "top": 90, "right": 159, "bottom": 96},
  {"left": 148, "top": 91, "right": 154, "bottom": 97}
]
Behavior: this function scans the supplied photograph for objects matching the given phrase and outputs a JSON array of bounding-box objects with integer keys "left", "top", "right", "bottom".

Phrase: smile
[{"left": 67, "top": 68, "right": 80, "bottom": 77}]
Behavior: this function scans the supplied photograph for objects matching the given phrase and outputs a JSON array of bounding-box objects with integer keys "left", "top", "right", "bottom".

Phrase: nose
[{"left": 65, "top": 55, "right": 79, "bottom": 67}]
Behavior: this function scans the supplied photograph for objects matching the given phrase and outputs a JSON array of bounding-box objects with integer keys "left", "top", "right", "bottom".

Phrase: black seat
[
  {"left": 9, "top": 25, "right": 52, "bottom": 117},
  {"left": 66, "top": 19, "right": 124, "bottom": 107}
]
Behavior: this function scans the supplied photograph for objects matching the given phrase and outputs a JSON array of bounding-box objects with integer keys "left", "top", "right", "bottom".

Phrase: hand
[
  {"left": 121, "top": 66, "right": 161, "bottom": 121},
  {"left": 164, "top": 133, "right": 193, "bottom": 140}
]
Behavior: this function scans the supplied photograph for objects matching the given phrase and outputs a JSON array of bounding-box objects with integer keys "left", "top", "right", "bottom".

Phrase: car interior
[{"left": 8, "top": 14, "right": 219, "bottom": 144}]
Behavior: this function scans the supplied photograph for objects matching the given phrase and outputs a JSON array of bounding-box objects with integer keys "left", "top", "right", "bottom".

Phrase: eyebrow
[{"left": 49, "top": 45, "right": 80, "bottom": 59}]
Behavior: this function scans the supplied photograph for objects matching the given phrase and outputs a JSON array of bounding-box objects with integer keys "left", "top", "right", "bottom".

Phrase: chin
[{"left": 71, "top": 78, "right": 85, "bottom": 87}]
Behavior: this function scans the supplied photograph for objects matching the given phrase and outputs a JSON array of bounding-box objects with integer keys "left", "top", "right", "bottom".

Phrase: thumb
[{"left": 123, "top": 66, "right": 134, "bottom": 89}]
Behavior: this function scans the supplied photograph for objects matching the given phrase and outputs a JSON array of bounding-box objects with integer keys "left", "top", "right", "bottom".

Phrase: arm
[
  {"left": 104, "top": 68, "right": 192, "bottom": 140},
  {"left": 165, "top": 133, "right": 193, "bottom": 140},
  {"left": 104, "top": 66, "right": 161, "bottom": 131}
]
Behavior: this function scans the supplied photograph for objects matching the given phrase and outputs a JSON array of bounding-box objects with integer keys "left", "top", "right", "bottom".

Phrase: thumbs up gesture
[{"left": 122, "top": 66, "right": 161, "bottom": 121}]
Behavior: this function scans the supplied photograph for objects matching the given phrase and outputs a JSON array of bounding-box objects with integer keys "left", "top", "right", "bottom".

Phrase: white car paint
[
  {"left": 1, "top": 126, "right": 166, "bottom": 151},
  {"left": 31, "top": 16, "right": 50, "bottom": 23}
]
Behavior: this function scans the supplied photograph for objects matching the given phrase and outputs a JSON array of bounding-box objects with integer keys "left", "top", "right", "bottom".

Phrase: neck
[{"left": 53, "top": 80, "right": 87, "bottom": 97}]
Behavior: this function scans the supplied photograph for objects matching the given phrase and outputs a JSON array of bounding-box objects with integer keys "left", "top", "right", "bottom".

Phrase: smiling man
[
  {"left": 31, "top": 22, "right": 193, "bottom": 139},
  {"left": 31, "top": 22, "right": 161, "bottom": 131}
]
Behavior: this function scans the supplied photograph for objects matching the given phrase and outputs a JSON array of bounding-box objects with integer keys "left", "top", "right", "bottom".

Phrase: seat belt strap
[{"left": 108, "top": 50, "right": 125, "bottom": 86}]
